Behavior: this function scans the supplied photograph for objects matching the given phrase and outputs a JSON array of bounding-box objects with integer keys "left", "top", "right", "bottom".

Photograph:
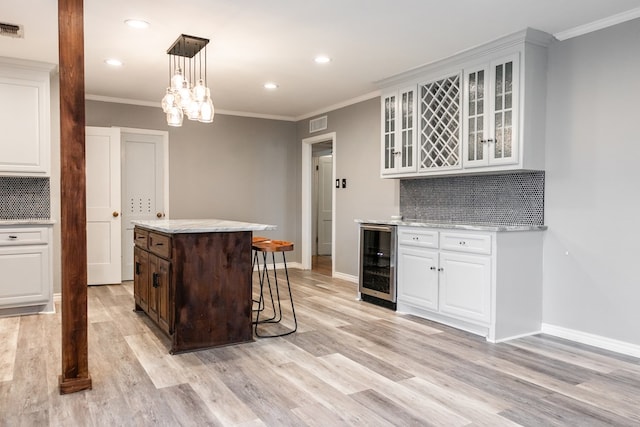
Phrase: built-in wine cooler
[{"left": 359, "top": 224, "right": 396, "bottom": 310}]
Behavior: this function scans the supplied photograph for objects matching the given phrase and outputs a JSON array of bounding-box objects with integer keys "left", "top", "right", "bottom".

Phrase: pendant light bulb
[{"left": 171, "top": 67, "right": 184, "bottom": 91}]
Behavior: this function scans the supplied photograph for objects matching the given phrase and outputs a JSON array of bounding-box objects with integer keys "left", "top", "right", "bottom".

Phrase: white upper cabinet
[
  {"left": 0, "top": 58, "right": 55, "bottom": 177},
  {"left": 464, "top": 54, "right": 520, "bottom": 168},
  {"left": 381, "top": 86, "right": 417, "bottom": 175},
  {"left": 378, "top": 28, "right": 551, "bottom": 178}
]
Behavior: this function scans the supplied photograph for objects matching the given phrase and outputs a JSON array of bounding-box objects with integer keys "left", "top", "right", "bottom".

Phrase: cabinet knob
[
  {"left": 430, "top": 266, "right": 436, "bottom": 271},
  {"left": 112, "top": 211, "right": 120, "bottom": 218},
  {"left": 156, "top": 212, "right": 163, "bottom": 218},
  {"left": 438, "top": 267, "right": 444, "bottom": 272}
]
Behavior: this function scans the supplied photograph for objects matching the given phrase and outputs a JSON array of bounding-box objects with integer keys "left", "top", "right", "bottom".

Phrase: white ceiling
[{"left": 2, "top": 0, "right": 640, "bottom": 120}]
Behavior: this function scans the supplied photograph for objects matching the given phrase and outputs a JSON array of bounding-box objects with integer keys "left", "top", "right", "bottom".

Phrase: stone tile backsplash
[
  {"left": 0, "top": 177, "right": 50, "bottom": 219},
  {"left": 399, "top": 171, "right": 544, "bottom": 225}
]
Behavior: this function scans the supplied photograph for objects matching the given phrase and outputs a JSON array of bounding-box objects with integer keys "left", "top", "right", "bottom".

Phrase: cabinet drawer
[
  {"left": 134, "top": 228, "right": 149, "bottom": 249},
  {"left": 148, "top": 232, "right": 172, "bottom": 259},
  {"left": 0, "top": 228, "right": 48, "bottom": 246},
  {"left": 398, "top": 227, "right": 438, "bottom": 248},
  {"left": 440, "top": 232, "right": 491, "bottom": 255}
]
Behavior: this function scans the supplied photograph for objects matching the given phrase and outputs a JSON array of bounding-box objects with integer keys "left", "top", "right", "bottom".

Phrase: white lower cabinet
[
  {"left": 0, "top": 225, "right": 53, "bottom": 315},
  {"left": 438, "top": 251, "right": 490, "bottom": 324},
  {"left": 397, "top": 246, "right": 439, "bottom": 310},
  {"left": 396, "top": 225, "right": 543, "bottom": 342}
]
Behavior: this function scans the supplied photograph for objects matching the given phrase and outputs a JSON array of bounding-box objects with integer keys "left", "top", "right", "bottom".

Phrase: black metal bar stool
[
  {"left": 251, "top": 236, "right": 271, "bottom": 316},
  {"left": 252, "top": 239, "right": 297, "bottom": 337}
]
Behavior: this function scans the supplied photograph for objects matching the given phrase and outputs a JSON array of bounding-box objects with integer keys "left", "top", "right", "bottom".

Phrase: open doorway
[
  {"left": 301, "top": 132, "right": 336, "bottom": 274},
  {"left": 312, "top": 142, "right": 333, "bottom": 276}
]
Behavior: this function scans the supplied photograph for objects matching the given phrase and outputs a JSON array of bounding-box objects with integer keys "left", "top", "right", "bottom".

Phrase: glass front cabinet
[
  {"left": 380, "top": 86, "right": 417, "bottom": 175},
  {"left": 463, "top": 54, "right": 520, "bottom": 168},
  {"left": 379, "top": 28, "right": 550, "bottom": 178}
]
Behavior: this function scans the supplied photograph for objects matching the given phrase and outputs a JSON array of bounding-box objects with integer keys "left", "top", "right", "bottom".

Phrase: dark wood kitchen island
[{"left": 132, "top": 219, "right": 276, "bottom": 353}]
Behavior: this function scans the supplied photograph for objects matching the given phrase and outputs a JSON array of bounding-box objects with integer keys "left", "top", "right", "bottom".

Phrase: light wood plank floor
[
  {"left": 311, "top": 255, "right": 331, "bottom": 277},
  {"left": 2, "top": 268, "right": 640, "bottom": 426}
]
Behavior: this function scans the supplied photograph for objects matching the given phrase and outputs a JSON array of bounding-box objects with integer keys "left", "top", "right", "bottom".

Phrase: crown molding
[
  {"left": 295, "top": 90, "right": 381, "bottom": 121},
  {"left": 85, "top": 94, "right": 297, "bottom": 121},
  {"left": 554, "top": 7, "right": 640, "bottom": 41}
]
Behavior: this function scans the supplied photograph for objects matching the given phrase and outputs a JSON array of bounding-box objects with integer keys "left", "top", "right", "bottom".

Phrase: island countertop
[{"left": 132, "top": 219, "right": 277, "bottom": 234}]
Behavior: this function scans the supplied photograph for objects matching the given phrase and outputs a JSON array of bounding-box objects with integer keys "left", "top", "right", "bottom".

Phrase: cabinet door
[
  {"left": 397, "top": 246, "right": 439, "bottom": 311},
  {"left": 397, "top": 87, "right": 417, "bottom": 173},
  {"left": 418, "top": 73, "right": 462, "bottom": 172},
  {"left": 133, "top": 247, "right": 149, "bottom": 312},
  {"left": 155, "top": 256, "right": 172, "bottom": 335},
  {"left": 0, "top": 245, "right": 50, "bottom": 308},
  {"left": 0, "top": 69, "right": 51, "bottom": 176},
  {"left": 381, "top": 93, "right": 397, "bottom": 174},
  {"left": 463, "top": 66, "right": 489, "bottom": 167},
  {"left": 148, "top": 254, "right": 160, "bottom": 322},
  {"left": 489, "top": 54, "right": 519, "bottom": 165},
  {"left": 439, "top": 251, "right": 491, "bottom": 323}
]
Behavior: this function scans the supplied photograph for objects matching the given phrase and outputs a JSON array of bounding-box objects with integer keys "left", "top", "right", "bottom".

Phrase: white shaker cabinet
[
  {"left": 397, "top": 228, "right": 438, "bottom": 310},
  {"left": 380, "top": 86, "right": 417, "bottom": 175},
  {"left": 0, "top": 224, "right": 53, "bottom": 314},
  {"left": 379, "top": 28, "right": 551, "bottom": 178},
  {"left": 438, "top": 249, "right": 491, "bottom": 324},
  {"left": 396, "top": 225, "right": 544, "bottom": 342},
  {"left": 0, "top": 58, "right": 54, "bottom": 177}
]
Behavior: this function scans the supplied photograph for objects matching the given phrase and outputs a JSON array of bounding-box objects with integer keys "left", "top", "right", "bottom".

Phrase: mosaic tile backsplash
[
  {"left": 0, "top": 177, "right": 51, "bottom": 219},
  {"left": 400, "top": 172, "right": 544, "bottom": 225}
]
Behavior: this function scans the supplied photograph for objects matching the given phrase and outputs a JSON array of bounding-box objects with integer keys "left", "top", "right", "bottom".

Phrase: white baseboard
[
  {"left": 53, "top": 293, "right": 62, "bottom": 303},
  {"left": 332, "top": 272, "right": 358, "bottom": 283},
  {"left": 542, "top": 323, "right": 640, "bottom": 358}
]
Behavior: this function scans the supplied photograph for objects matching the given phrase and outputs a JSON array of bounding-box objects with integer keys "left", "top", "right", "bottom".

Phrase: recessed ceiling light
[
  {"left": 314, "top": 55, "right": 331, "bottom": 64},
  {"left": 125, "top": 19, "right": 149, "bottom": 29},
  {"left": 105, "top": 58, "right": 123, "bottom": 67},
  {"left": 264, "top": 82, "right": 278, "bottom": 90}
]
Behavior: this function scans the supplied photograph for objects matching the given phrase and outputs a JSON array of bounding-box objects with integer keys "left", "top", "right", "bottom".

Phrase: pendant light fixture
[{"left": 161, "top": 34, "right": 215, "bottom": 126}]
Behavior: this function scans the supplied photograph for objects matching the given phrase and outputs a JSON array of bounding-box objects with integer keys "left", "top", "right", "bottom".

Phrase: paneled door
[
  {"left": 86, "top": 127, "right": 121, "bottom": 285},
  {"left": 121, "top": 131, "right": 167, "bottom": 281},
  {"left": 317, "top": 155, "right": 333, "bottom": 256}
]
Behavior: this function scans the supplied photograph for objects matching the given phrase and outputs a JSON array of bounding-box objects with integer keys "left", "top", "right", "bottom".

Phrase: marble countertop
[
  {"left": 0, "top": 219, "right": 55, "bottom": 226},
  {"left": 355, "top": 218, "right": 547, "bottom": 232},
  {"left": 132, "top": 219, "right": 277, "bottom": 234}
]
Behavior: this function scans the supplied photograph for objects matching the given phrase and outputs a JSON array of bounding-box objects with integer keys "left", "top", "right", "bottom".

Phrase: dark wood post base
[{"left": 58, "top": 375, "right": 92, "bottom": 395}]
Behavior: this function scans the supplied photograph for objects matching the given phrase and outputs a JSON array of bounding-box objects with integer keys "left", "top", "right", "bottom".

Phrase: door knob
[
  {"left": 156, "top": 212, "right": 163, "bottom": 218},
  {"left": 112, "top": 211, "right": 119, "bottom": 217}
]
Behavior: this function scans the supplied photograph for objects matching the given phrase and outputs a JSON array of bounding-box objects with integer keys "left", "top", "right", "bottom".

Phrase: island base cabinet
[
  {"left": 133, "top": 247, "right": 149, "bottom": 313},
  {"left": 149, "top": 254, "right": 172, "bottom": 336},
  {"left": 133, "top": 226, "right": 253, "bottom": 353}
]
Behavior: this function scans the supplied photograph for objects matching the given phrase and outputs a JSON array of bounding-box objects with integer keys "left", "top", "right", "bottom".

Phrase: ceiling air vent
[
  {"left": 0, "top": 22, "right": 23, "bottom": 38},
  {"left": 309, "top": 116, "right": 328, "bottom": 133}
]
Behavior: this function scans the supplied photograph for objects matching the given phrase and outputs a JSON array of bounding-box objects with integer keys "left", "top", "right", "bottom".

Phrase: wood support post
[{"left": 58, "top": 0, "right": 92, "bottom": 394}]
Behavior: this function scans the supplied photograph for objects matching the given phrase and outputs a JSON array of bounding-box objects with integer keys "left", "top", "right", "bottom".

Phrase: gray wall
[
  {"left": 543, "top": 19, "right": 640, "bottom": 345},
  {"left": 297, "top": 98, "right": 399, "bottom": 278},
  {"left": 85, "top": 100, "right": 299, "bottom": 260}
]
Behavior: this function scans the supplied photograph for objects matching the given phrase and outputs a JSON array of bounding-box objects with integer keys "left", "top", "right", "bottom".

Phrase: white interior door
[
  {"left": 317, "top": 155, "right": 333, "bottom": 256},
  {"left": 121, "top": 131, "right": 167, "bottom": 281},
  {"left": 86, "top": 127, "right": 121, "bottom": 285}
]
